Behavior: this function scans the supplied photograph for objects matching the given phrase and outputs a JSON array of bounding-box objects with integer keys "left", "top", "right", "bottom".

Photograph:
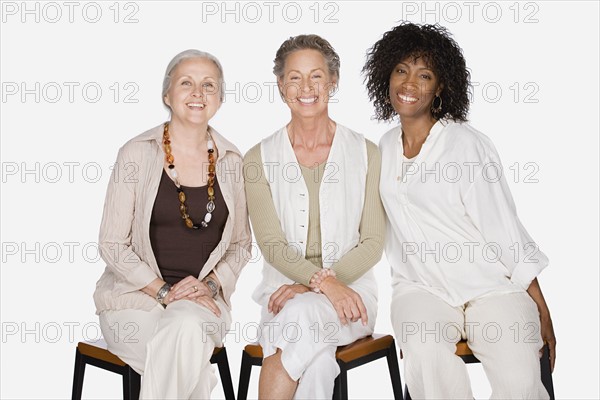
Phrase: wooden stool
[
  {"left": 237, "top": 334, "right": 403, "bottom": 400},
  {"left": 403, "top": 340, "right": 555, "bottom": 400},
  {"left": 71, "top": 339, "right": 235, "bottom": 400}
]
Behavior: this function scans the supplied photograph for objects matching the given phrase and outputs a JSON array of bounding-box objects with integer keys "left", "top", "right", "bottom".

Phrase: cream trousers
[
  {"left": 99, "top": 298, "right": 230, "bottom": 400},
  {"left": 392, "top": 287, "right": 549, "bottom": 400},
  {"left": 259, "top": 290, "right": 377, "bottom": 400}
]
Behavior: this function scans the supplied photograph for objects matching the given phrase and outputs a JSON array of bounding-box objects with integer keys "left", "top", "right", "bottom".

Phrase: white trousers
[
  {"left": 99, "top": 298, "right": 231, "bottom": 400},
  {"left": 391, "top": 287, "right": 549, "bottom": 400},
  {"left": 259, "top": 290, "right": 377, "bottom": 400}
]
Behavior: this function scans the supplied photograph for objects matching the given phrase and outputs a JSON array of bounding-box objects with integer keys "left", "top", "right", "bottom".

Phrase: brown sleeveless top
[{"left": 149, "top": 169, "right": 229, "bottom": 285}]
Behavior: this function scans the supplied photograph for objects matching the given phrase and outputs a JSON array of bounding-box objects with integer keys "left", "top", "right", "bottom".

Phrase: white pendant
[
  {"left": 207, "top": 140, "right": 214, "bottom": 150},
  {"left": 169, "top": 169, "right": 178, "bottom": 179},
  {"left": 204, "top": 213, "right": 212, "bottom": 223}
]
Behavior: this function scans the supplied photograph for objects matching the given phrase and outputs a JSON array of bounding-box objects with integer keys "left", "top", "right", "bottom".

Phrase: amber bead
[{"left": 162, "top": 122, "right": 219, "bottom": 230}]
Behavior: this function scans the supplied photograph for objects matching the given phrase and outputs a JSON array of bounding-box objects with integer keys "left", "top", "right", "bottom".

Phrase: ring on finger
[{"left": 193, "top": 285, "right": 198, "bottom": 293}]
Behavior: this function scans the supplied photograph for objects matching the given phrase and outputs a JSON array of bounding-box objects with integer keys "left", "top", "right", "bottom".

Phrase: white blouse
[{"left": 379, "top": 120, "right": 548, "bottom": 306}]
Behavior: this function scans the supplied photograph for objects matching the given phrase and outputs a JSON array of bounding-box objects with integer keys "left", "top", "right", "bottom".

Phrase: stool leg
[
  {"left": 386, "top": 341, "right": 404, "bottom": 400},
  {"left": 215, "top": 348, "right": 236, "bottom": 400},
  {"left": 122, "top": 366, "right": 140, "bottom": 400},
  {"left": 71, "top": 348, "right": 86, "bottom": 400},
  {"left": 540, "top": 344, "right": 555, "bottom": 400},
  {"left": 237, "top": 351, "right": 253, "bottom": 400},
  {"left": 332, "top": 364, "right": 348, "bottom": 400}
]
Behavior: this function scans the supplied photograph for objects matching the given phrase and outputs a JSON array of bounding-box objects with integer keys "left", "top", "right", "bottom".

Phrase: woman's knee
[
  {"left": 153, "top": 302, "right": 223, "bottom": 347},
  {"left": 282, "top": 292, "right": 327, "bottom": 313}
]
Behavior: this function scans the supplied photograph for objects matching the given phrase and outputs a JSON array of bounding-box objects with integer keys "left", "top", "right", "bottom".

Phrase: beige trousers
[
  {"left": 392, "top": 287, "right": 549, "bottom": 400},
  {"left": 99, "top": 298, "right": 231, "bottom": 400}
]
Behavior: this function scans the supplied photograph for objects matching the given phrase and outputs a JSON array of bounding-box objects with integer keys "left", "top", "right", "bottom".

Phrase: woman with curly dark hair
[{"left": 363, "top": 22, "right": 555, "bottom": 399}]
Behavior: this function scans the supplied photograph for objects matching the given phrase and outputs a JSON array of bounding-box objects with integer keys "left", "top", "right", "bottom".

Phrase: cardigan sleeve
[
  {"left": 330, "top": 140, "right": 386, "bottom": 284},
  {"left": 243, "top": 144, "right": 321, "bottom": 286},
  {"left": 98, "top": 144, "right": 158, "bottom": 291}
]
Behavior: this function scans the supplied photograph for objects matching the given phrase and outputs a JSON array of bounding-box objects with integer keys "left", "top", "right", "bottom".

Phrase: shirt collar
[
  {"left": 397, "top": 118, "right": 448, "bottom": 143},
  {"left": 131, "top": 122, "right": 242, "bottom": 160}
]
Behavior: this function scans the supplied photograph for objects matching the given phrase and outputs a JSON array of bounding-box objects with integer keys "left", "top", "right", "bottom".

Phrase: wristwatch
[
  {"left": 156, "top": 283, "right": 172, "bottom": 308},
  {"left": 204, "top": 278, "right": 219, "bottom": 299}
]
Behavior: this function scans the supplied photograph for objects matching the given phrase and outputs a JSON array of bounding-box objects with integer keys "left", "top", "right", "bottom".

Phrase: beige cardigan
[{"left": 93, "top": 123, "right": 252, "bottom": 314}]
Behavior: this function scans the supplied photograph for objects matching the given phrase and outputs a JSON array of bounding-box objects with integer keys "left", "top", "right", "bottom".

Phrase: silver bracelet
[
  {"left": 156, "top": 283, "right": 172, "bottom": 308},
  {"left": 204, "top": 278, "right": 219, "bottom": 298}
]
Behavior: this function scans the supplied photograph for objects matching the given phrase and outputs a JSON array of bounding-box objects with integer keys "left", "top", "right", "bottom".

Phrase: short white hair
[{"left": 162, "top": 49, "right": 225, "bottom": 109}]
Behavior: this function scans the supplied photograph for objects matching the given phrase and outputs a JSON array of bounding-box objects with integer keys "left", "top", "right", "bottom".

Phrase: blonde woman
[{"left": 94, "top": 50, "right": 251, "bottom": 399}]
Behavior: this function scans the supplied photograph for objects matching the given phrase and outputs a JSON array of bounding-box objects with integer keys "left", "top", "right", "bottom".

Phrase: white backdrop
[{"left": 1, "top": 1, "right": 598, "bottom": 399}]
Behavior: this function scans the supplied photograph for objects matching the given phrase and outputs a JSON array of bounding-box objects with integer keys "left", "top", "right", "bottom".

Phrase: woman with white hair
[{"left": 94, "top": 49, "right": 251, "bottom": 399}]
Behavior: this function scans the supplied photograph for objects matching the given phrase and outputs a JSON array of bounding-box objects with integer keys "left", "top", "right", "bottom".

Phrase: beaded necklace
[{"left": 162, "top": 122, "right": 216, "bottom": 230}]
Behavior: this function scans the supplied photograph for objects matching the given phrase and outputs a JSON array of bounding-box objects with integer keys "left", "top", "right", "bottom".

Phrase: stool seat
[
  {"left": 454, "top": 340, "right": 479, "bottom": 363},
  {"left": 77, "top": 340, "right": 126, "bottom": 367},
  {"left": 455, "top": 340, "right": 472, "bottom": 356},
  {"left": 336, "top": 333, "right": 394, "bottom": 363},
  {"left": 242, "top": 333, "right": 395, "bottom": 362},
  {"left": 72, "top": 339, "right": 235, "bottom": 400},
  {"left": 237, "top": 334, "right": 403, "bottom": 400},
  {"left": 242, "top": 343, "right": 264, "bottom": 359}
]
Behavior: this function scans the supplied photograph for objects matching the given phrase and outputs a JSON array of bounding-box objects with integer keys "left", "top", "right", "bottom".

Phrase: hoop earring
[{"left": 431, "top": 95, "right": 443, "bottom": 114}]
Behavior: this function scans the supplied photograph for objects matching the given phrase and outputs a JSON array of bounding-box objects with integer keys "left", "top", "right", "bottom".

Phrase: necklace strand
[{"left": 162, "top": 122, "right": 216, "bottom": 230}]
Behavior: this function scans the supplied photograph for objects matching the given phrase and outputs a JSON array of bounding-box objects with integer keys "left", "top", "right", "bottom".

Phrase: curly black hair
[{"left": 363, "top": 22, "right": 471, "bottom": 122}]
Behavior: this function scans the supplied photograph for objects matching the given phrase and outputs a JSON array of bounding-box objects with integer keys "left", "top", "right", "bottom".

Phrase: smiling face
[
  {"left": 164, "top": 57, "right": 222, "bottom": 127},
  {"left": 388, "top": 55, "right": 442, "bottom": 122},
  {"left": 278, "top": 49, "right": 336, "bottom": 119}
]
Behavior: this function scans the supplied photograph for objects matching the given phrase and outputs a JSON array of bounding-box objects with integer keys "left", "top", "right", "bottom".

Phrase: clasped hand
[
  {"left": 268, "top": 276, "right": 368, "bottom": 326},
  {"left": 320, "top": 277, "right": 368, "bottom": 326},
  {"left": 166, "top": 275, "right": 221, "bottom": 317}
]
